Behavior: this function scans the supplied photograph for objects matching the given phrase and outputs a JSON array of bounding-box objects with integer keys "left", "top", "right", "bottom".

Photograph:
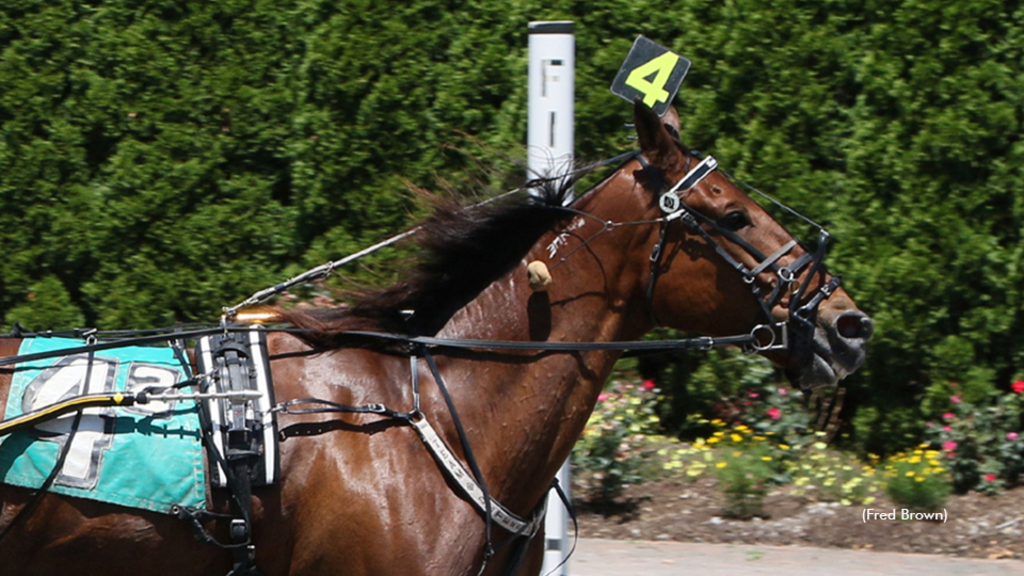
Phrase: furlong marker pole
[{"left": 528, "top": 20, "right": 574, "bottom": 576}]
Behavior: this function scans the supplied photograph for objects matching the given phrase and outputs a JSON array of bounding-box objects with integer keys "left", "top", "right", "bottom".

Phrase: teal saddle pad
[{"left": 0, "top": 337, "right": 207, "bottom": 513}]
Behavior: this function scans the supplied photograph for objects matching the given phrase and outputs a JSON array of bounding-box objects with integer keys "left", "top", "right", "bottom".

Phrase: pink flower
[
  {"left": 1007, "top": 432, "right": 1019, "bottom": 441},
  {"left": 925, "top": 421, "right": 934, "bottom": 428},
  {"left": 942, "top": 425, "right": 952, "bottom": 432},
  {"left": 942, "top": 412, "right": 956, "bottom": 421},
  {"left": 942, "top": 440, "right": 958, "bottom": 451},
  {"left": 950, "top": 394, "right": 961, "bottom": 404},
  {"left": 641, "top": 380, "right": 656, "bottom": 391},
  {"left": 597, "top": 393, "right": 608, "bottom": 402},
  {"left": 1013, "top": 381, "right": 1024, "bottom": 394},
  {"left": 945, "top": 451, "right": 957, "bottom": 459},
  {"left": 749, "top": 391, "right": 759, "bottom": 399},
  {"left": 777, "top": 388, "right": 788, "bottom": 396},
  {"left": 985, "top": 474, "right": 997, "bottom": 482},
  {"left": 767, "top": 407, "right": 782, "bottom": 420}
]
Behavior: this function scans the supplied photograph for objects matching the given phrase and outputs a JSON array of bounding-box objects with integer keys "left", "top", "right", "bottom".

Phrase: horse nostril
[{"left": 836, "top": 312, "right": 873, "bottom": 340}]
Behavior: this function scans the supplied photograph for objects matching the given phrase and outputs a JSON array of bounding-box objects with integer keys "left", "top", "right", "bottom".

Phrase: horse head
[{"left": 628, "top": 101, "right": 873, "bottom": 389}]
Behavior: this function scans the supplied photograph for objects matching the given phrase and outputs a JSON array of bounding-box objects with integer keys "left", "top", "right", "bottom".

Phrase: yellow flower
[
  {"left": 761, "top": 456, "right": 772, "bottom": 461},
  {"left": 779, "top": 444, "right": 790, "bottom": 450},
  {"left": 716, "top": 462, "right": 727, "bottom": 468},
  {"left": 708, "top": 437, "right": 720, "bottom": 444},
  {"left": 905, "top": 471, "right": 915, "bottom": 477},
  {"left": 731, "top": 434, "right": 743, "bottom": 443}
]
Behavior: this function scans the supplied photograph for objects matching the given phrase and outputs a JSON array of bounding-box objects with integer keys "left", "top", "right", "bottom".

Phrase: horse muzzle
[{"left": 787, "top": 298, "right": 874, "bottom": 390}]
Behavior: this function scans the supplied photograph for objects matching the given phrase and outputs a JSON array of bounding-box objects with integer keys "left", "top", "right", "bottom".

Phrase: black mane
[{"left": 281, "top": 180, "right": 575, "bottom": 348}]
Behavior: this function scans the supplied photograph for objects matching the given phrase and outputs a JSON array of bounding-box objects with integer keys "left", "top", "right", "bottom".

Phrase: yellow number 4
[{"left": 625, "top": 52, "right": 681, "bottom": 108}]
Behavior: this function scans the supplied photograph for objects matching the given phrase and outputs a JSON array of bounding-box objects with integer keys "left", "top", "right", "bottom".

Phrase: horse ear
[
  {"left": 634, "top": 100, "right": 684, "bottom": 171},
  {"left": 661, "top": 106, "right": 681, "bottom": 140}
]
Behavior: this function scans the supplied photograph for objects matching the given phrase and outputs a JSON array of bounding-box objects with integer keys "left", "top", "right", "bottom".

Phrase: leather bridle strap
[
  {"left": 642, "top": 153, "right": 833, "bottom": 330},
  {"left": 642, "top": 154, "right": 718, "bottom": 327}
]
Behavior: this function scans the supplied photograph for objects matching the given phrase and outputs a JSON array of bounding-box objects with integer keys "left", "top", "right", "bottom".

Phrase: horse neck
[{"left": 431, "top": 171, "right": 656, "bottom": 512}]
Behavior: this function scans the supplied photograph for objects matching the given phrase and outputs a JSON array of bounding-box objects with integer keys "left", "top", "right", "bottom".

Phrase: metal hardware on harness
[
  {"left": 658, "top": 155, "right": 717, "bottom": 216},
  {"left": 658, "top": 193, "right": 680, "bottom": 213},
  {"left": 745, "top": 323, "right": 789, "bottom": 353},
  {"left": 141, "top": 389, "right": 262, "bottom": 403}
]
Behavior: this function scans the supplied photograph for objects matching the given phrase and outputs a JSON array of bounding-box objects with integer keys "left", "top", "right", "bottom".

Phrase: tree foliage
[{"left": 1, "top": 0, "right": 1022, "bottom": 453}]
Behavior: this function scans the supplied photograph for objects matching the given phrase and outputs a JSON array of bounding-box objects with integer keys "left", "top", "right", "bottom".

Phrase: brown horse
[{"left": 0, "top": 102, "right": 872, "bottom": 576}]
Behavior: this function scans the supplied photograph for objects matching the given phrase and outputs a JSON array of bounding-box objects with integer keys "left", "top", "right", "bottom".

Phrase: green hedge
[{"left": 1, "top": 0, "right": 1022, "bottom": 454}]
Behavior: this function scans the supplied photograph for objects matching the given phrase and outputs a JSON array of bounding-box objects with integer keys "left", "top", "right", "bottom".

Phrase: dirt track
[{"left": 570, "top": 538, "right": 1024, "bottom": 576}]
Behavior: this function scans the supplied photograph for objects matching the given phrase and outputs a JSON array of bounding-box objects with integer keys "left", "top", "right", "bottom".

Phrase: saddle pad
[{"left": 0, "top": 337, "right": 207, "bottom": 514}]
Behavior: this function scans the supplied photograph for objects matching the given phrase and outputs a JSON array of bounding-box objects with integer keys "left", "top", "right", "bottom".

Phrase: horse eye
[{"left": 720, "top": 211, "right": 751, "bottom": 231}]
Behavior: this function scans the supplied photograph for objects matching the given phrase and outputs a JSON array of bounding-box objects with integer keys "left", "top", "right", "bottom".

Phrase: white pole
[
  {"left": 528, "top": 20, "right": 574, "bottom": 576},
  {"left": 528, "top": 21, "right": 575, "bottom": 206}
]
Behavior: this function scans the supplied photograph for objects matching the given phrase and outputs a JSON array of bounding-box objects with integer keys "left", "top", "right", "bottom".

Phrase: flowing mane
[{"left": 281, "top": 181, "right": 575, "bottom": 346}]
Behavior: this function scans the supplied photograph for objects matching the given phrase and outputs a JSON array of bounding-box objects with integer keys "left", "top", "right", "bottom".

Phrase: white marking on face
[{"left": 546, "top": 217, "right": 586, "bottom": 259}]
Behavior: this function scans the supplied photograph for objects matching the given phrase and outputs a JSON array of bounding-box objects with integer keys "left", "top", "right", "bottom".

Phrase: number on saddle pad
[
  {"left": 0, "top": 338, "right": 206, "bottom": 513},
  {"left": 16, "top": 355, "right": 182, "bottom": 488},
  {"left": 610, "top": 36, "right": 691, "bottom": 117}
]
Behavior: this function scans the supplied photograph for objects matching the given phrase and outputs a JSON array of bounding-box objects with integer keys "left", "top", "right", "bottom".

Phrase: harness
[{"left": 0, "top": 149, "right": 844, "bottom": 576}]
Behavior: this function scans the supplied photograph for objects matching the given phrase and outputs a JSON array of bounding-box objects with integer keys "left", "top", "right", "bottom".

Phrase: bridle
[{"left": 636, "top": 150, "right": 843, "bottom": 365}]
